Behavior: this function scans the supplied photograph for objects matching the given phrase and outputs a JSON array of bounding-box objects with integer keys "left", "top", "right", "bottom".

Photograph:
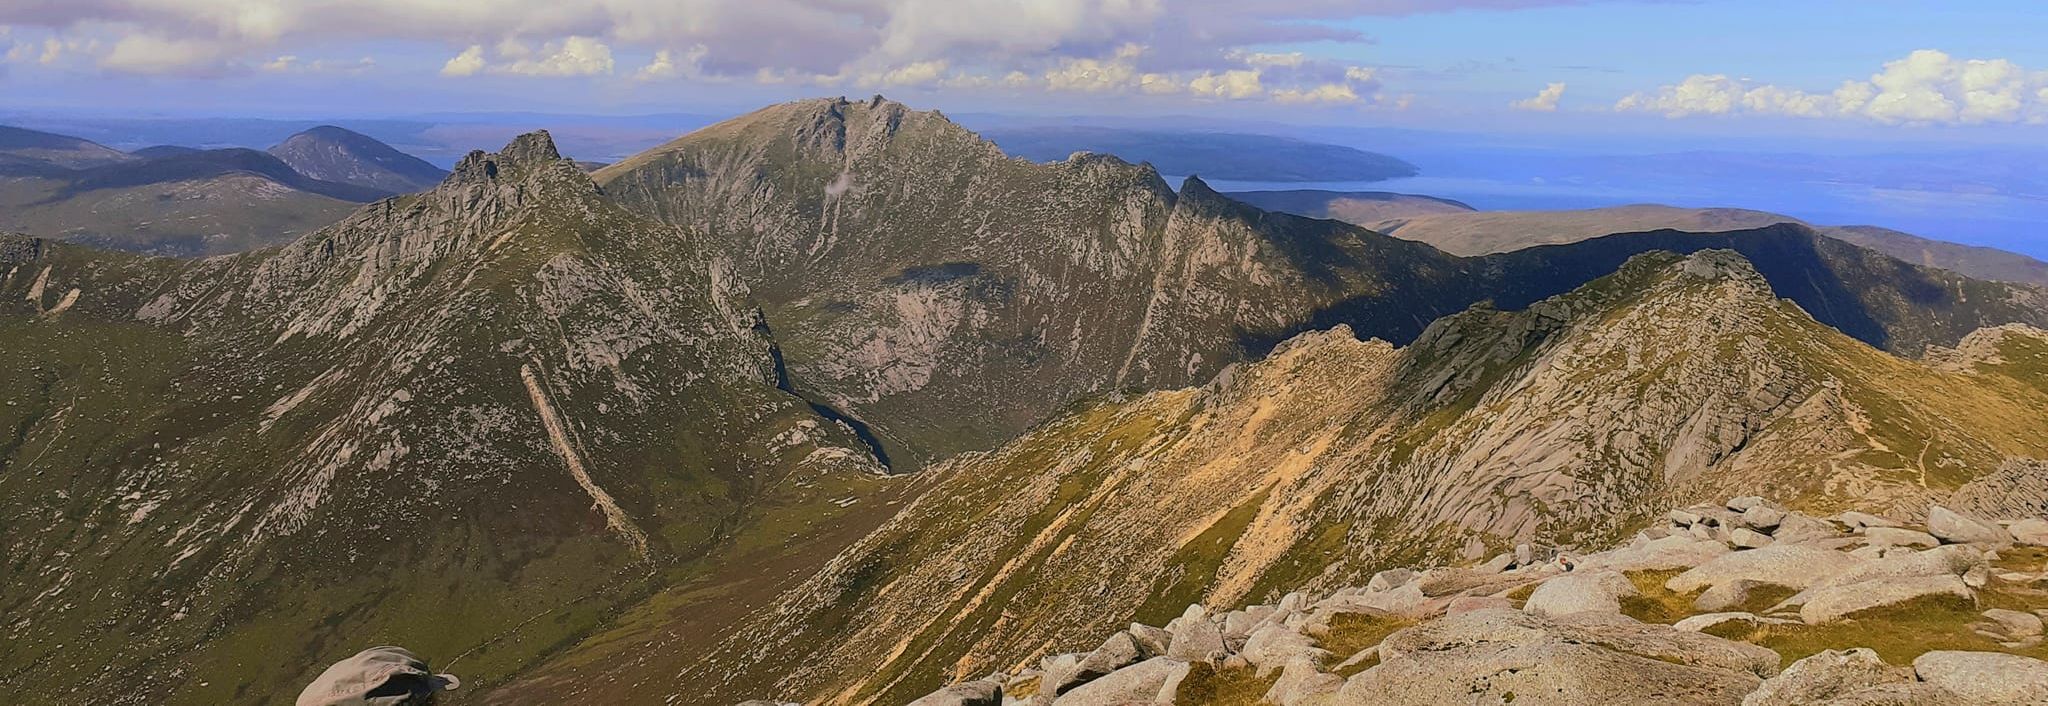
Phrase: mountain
[
  {"left": 7, "top": 97, "right": 2048, "bottom": 705},
  {"left": 978, "top": 125, "right": 1421, "bottom": 182},
  {"left": 1828, "top": 224, "right": 2048, "bottom": 287},
  {"left": 1362, "top": 204, "right": 2048, "bottom": 287},
  {"left": 130, "top": 145, "right": 202, "bottom": 159},
  {"left": 267, "top": 125, "right": 449, "bottom": 194},
  {"left": 593, "top": 97, "right": 2047, "bottom": 473},
  {"left": 0, "top": 132, "right": 900, "bottom": 705},
  {"left": 0, "top": 147, "right": 377, "bottom": 256},
  {"left": 1225, "top": 189, "right": 1475, "bottom": 224},
  {"left": 643, "top": 250, "right": 2048, "bottom": 705},
  {"left": 0, "top": 125, "right": 134, "bottom": 173}
]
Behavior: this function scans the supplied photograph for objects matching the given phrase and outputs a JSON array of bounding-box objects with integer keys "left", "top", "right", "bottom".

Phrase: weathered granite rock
[
  {"left": 1799, "top": 574, "right": 1974, "bottom": 624},
  {"left": 1863, "top": 527, "right": 1939, "bottom": 549},
  {"left": 1838, "top": 511, "right": 1901, "bottom": 530},
  {"left": 1165, "top": 613, "right": 1228, "bottom": 663},
  {"left": 1050, "top": 632, "right": 1143, "bottom": 694},
  {"left": 1050, "top": 657, "right": 1189, "bottom": 705},
  {"left": 1695, "top": 579, "right": 1769, "bottom": 613},
  {"left": 1672, "top": 612, "right": 1793, "bottom": 634},
  {"left": 1338, "top": 609, "right": 1775, "bottom": 706},
  {"left": 1729, "top": 496, "right": 1766, "bottom": 513},
  {"left": 1239, "top": 624, "right": 1325, "bottom": 676},
  {"left": 1577, "top": 535, "right": 1730, "bottom": 573},
  {"left": 1927, "top": 505, "right": 2011, "bottom": 545},
  {"left": 1669, "top": 545, "right": 1865, "bottom": 593},
  {"left": 2009, "top": 518, "right": 2048, "bottom": 547},
  {"left": 1128, "top": 623, "right": 1171, "bottom": 657},
  {"left": 1912, "top": 651, "right": 2048, "bottom": 705},
  {"left": 1742, "top": 506, "right": 1788, "bottom": 532},
  {"left": 1731, "top": 528, "right": 1775, "bottom": 549},
  {"left": 907, "top": 679, "right": 1003, "bottom": 706},
  {"left": 1946, "top": 458, "right": 2048, "bottom": 521},
  {"left": 1367, "top": 568, "right": 1416, "bottom": 592},
  {"left": 1740, "top": 648, "right": 1911, "bottom": 706},
  {"left": 1263, "top": 655, "right": 1342, "bottom": 706},
  {"left": 1525, "top": 571, "right": 1638, "bottom": 617}
]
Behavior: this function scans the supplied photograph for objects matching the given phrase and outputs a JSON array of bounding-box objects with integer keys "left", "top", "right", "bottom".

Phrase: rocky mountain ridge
[
  {"left": 0, "top": 131, "right": 897, "bottom": 705},
  {"left": 514, "top": 249, "right": 2048, "bottom": 704},
  {"left": 592, "top": 97, "right": 2048, "bottom": 476}
]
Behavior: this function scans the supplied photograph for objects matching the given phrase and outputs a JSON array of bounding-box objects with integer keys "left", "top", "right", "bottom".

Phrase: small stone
[
  {"left": 1670, "top": 509, "right": 1703, "bottom": 526},
  {"left": 1728, "top": 496, "right": 1766, "bottom": 513}
]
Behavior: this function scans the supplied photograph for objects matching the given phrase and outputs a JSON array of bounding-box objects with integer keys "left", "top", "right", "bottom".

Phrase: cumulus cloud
[
  {"left": 1617, "top": 50, "right": 2048, "bottom": 125},
  {"left": 440, "top": 45, "right": 485, "bottom": 77},
  {"left": 0, "top": 0, "right": 1608, "bottom": 102},
  {"left": 636, "top": 45, "right": 708, "bottom": 81},
  {"left": 441, "top": 37, "right": 615, "bottom": 78},
  {"left": 1511, "top": 81, "right": 1565, "bottom": 111}
]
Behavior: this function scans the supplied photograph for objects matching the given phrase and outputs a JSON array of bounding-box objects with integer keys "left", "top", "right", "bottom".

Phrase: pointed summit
[{"left": 448, "top": 130, "right": 576, "bottom": 188}]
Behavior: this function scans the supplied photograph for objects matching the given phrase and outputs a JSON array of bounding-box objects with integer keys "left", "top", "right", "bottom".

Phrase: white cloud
[
  {"left": 1187, "top": 69, "right": 1263, "bottom": 99},
  {"left": 636, "top": 45, "right": 708, "bottom": 81},
  {"left": 1510, "top": 81, "right": 1565, "bottom": 111},
  {"left": 1618, "top": 50, "right": 2048, "bottom": 125},
  {"left": 440, "top": 45, "right": 485, "bottom": 77},
  {"left": 442, "top": 37, "right": 614, "bottom": 78},
  {"left": 1272, "top": 82, "right": 1359, "bottom": 104},
  {"left": 1042, "top": 42, "right": 1145, "bottom": 92},
  {"left": 857, "top": 59, "right": 949, "bottom": 88}
]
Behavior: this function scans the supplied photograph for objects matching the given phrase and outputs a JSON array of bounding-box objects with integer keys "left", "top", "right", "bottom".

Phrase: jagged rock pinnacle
[{"left": 450, "top": 130, "right": 564, "bottom": 184}]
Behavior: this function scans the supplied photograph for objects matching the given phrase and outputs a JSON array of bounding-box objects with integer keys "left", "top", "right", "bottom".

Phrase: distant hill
[
  {"left": 1226, "top": 189, "right": 1474, "bottom": 224},
  {"left": 981, "top": 126, "right": 1419, "bottom": 182},
  {"left": 267, "top": 125, "right": 449, "bottom": 194},
  {"left": 128, "top": 145, "right": 201, "bottom": 159},
  {"left": 0, "top": 129, "right": 382, "bottom": 256},
  {"left": 1360, "top": 204, "right": 2048, "bottom": 287},
  {"left": 0, "top": 125, "right": 133, "bottom": 171}
]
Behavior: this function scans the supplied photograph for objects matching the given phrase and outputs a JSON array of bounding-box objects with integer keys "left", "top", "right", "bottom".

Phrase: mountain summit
[{"left": 267, "top": 125, "right": 449, "bottom": 195}]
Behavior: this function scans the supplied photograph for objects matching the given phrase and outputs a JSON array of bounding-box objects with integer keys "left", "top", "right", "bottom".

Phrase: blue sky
[{"left": 4, "top": 1, "right": 2048, "bottom": 142}]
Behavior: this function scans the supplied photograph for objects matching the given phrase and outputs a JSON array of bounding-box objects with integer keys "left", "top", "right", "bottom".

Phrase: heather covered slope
[
  {"left": 0, "top": 133, "right": 893, "bottom": 705},
  {"left": 655, "top": 251, "right": 2048, "bottom": 705}
]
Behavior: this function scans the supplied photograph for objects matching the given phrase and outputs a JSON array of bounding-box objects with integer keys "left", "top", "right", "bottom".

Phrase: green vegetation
[{"left": 1174, "top": 662, "right": 1279, "bottom": 706}]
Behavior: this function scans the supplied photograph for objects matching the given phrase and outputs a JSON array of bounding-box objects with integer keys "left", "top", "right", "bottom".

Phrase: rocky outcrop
[{"left": 896, "top": 496, "right": 2048, "bottom": 706}]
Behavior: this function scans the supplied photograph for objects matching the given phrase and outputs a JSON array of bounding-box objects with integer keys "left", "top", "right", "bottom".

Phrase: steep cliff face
[
  {"left": 662, "top": 251, "right": 2048, "bottom": 705},
  {"left": 0, "top": 132, "right": 891, "bottom": 705}
]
